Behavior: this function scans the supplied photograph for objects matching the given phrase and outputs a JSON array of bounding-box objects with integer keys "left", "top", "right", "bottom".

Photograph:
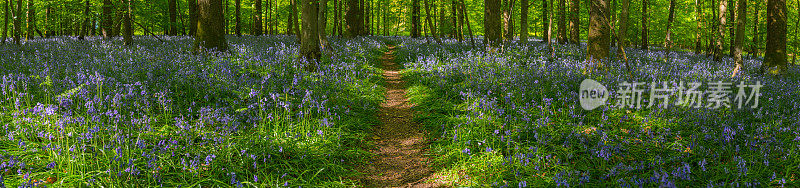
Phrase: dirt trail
[{"left": 358, "top": 46, "right": 443, "bottom": 188}]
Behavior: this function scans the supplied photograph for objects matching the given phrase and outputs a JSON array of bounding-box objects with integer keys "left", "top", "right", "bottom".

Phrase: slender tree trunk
[
  {"left": 254, "top": 0, "right": 262, "bottom": 35},
  {"left": 45, "top": 5, "right": 51, "bottom": 37},
  {"left": 640, "top": 0, "right": 647, "bottom": 50},
  {"left": 694, "top": 0, "right": 703, "bottom": 54},
  {"left": 486, "top": 0, "right": 501, "bottom": 46},
  {"left": 189, "top": 0, "right": 198, "bottom": 36},
  {"left": 14, "top": 0, "right": 22, "bottom": 44},
  {"left": 714, "top": 0, "right": 727, "bottom": 61},
  {"left": 520, "top": 0, "right": 529, "bottom": 42},
  {"left": 664, "top": 0, "right": 675, "bottom": 50},
  {"left": 319, "top": 0, "right": 328, "bottom": 47},
  {"left": 25, "top": 0, "right": 32, "bottom": 40},
  {"left": 194, "top": 0, "right": 228, "bottom": 51},
  {"left": 503, "top": 0, "right": 515, "bottom": 41},
  {"left": 557, "top": 0, "right": 566, "bottom": 43},
  {"left": 762, "top": 0, "right": 787, "bottom": 73},
  {"left": 461, "top": 0, "right": 475, "bottom": 46},
  {"left": 794, "top": 0, "right": 799, "bottom": 64},
  {"left": 751, "top": 0, "right": 759, "bottom": 57},
  {"left": 569, "top": 0, "right": 579, "bottom": 44},
  {"left": 2, "top": 0, "right": 7, "bottom": 44},
  {"left": 79, "top": 0, "right": 91, "bottom": 40},
  {"left": 727, "top": 0, "right": 735, "bottom": 56},
  {"left": 123, "top": 0, "right": 132, "bottom": 45},
  {"left": 541, "top": 0, "right": 548, "bottom": 41},
  {"left": 619, "top": 0, "right": 628, "bottom": 47},
  {"left": 102, "top": 0, "right": 113, "bottom": 39},
  {"left": 423, "top": 0, "right": 439, "bottom": 42},
  {"left": 234, "top": 0, "right": 241, "bottom": 36},
  {"left": 731, "top": 0, "right": 746, "bottom": 77},
  {"left": 169, "top": 0, "right": 178, "bottom": 35},
  {"left": 301, "top": 0, "right": 321, "bottom": 70},
  {"left": 411, "top": 0, "right": 420, "bottom": 37},
  {"left": 589, "top": 0, "right": 610, "bottom": 69}
]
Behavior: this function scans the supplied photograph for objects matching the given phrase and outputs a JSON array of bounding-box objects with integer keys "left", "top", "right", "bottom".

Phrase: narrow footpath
[{"left": 358, "top": 46, "right": 443, "bottom": 188}]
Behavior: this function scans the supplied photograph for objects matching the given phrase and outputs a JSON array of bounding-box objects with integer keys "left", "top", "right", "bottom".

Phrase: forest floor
[{"left": 357, "top": 46, "right": 444, "bottom": 187}]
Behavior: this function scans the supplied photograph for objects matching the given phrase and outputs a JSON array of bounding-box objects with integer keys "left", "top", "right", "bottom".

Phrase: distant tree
[
  {"left": 194, "top": 0, "right": 228, "bottom": 52},
  {"left": 541, "top": 0, "right": 548, "bottom": 42},
  {"left": 169, "top": 0, "right": 177, "bottom": 35},
  {"left": 619, "top": 0, "right": 628, "bottom": 47},
  {"left": 588, "top": 0, "right": 610, "bottom": 68},
  {"left": 762, "top": 0, "right": 786, "bottom": 74},
  {"left": 694, "top": 0, "right": 702, "bottom": 54},
  {"left": 13, "top": 0, "right": 21, "bottom": 44},
  {"left": 557, "top": 0, "right": 566, "bottom": 43},
  {"left": 346, "top": 0, "right": 364, "bottom": 36},
  {"left": 520, "top": 0, "right": 529, "bottom": 42},
  {"left": 727, "top": 0, "right": 735, "bottom": 56},
  {"left": 640, "top": 0, "right": 647, "bottom": 50},
  {"left": 235, "top": 0, "right": 241, "bottom": 36},
  {"left": 569, "top": 0, "right": 579, "bottom": 44},
  {"left": 730, "top": 0, "right": 746, "bottom": 77},
  {"left": 79, "top": 0, "right": 91, "bottom": 40},
  {"left": 485, "top": 0, "right": 501, "bottom": 46},
  {"left": 2, "top": 0, "right": 7, "bottom": 44},
  {"left": 123, "top": 0, "right": 132, "bottom": 45},
  {"left": 189, "top": 0, "right": 198, "bottom": 36},
  {"left": 25, "top": 0, "right": 33, "bottom": 40},
  {"left": 254, "top": 0, "right": 262, "bottom": 35},
  {"left": 714, "top": 0, "right": 727, "bottom": 61},
  {"left": 102, "top": 0, "right": 113, "bottom": 39},
  {"left": 751, "top": 0, "right": 760, "bottom": 57},
  {"left": 664, "top": 0, "right": 675, "bottom": 50}
]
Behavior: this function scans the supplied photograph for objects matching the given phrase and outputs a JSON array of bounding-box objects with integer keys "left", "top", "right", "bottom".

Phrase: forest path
[{"left": 358, "top": 45, "right": 443, "bottom": 188}]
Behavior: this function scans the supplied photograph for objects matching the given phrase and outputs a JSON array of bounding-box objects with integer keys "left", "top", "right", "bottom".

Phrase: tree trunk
[
  {"left": 569, "top": 0, "right": 579, "bottom": 44},
  {"left": 589, "top": 0, "right": 610, "bottom": 68},
  {"left": 254, "top": 0, "right": 262, "bottom": 35},
  {"left": 25, "top": 0, "right": 32, "bottom": 40},
  {"left": 461, "top": 0, "right": 475, "bottom": 46},
  {"left": 319, "top": 0, "right": 328, "bottom": 47},
  {"left": 619, "top": 0, "right": 628, "bottom": 47},
  {"left": 762, "top": 0, "right": 786, "bottom": 73},
  {"left": 346, "top": 0, "right": 364, "bottom": 36},
  {"left": 557, "top": 0, "right": 566, "bottom": 43},
  {"left": 751, "top": 0, "right": 759, "bottom": 57},
  {"left": 520, "top": 0, "right": 528, "bottom": 42},
  {"left": 794, "top": 0, "right": 799, "bottom": 64},
  {"left": 503, "top": 0, "right": 515, "bottom": 41},
  {"left": 235, "top": 0, "right": 241, "bottom": 36},
  {"left": 189, "top": 0, "right": 198, "bottom": 36},
  {"left": 13, "top": 0, "right": 21, "bottom": 44},
  {"left": 541, "top": 0, "right": 548, "bottom": 41},
  {"left": 485, "top": 0, "right": 501, "bottom": 46},
  {"left": 727, "top": 0, "right": 735, "bottom": 56},
  {"left": 194, "top": 0, "right": 228, "bottom": 51},
  {"left": 79, "top": 0, "right": 91, "bottom": 40},
  {"left": 424, "top": 0, "right": 439, "bottom": 42},
  {"left": 714, "top": 0, "right": 726, "bottom": 61},
  {"left": 301, "top": 0, "right": 321, "bottom": 70},
  {"left": 411, "top": 0, "right": 420, "bottom": 37},
  {"left": 730, "top": 0, "right": 746, "bottom": 77},
  {"left": 2, "top": 0, "right": 7, "bottom": 44},
  {"left": 123, "top": 0, "right": 132, "bottom": 45},
  {"left": 102, "top": 0, "right": 113, "bottom": 39},
  {"left": 640, "top": 0, "right": 647, "bottom": 50},
  {"left": 664, "top": 0, "right": 675, "bottom": 50},
  {"left": 694, "top": 0, "right": 702, "bottom": 54},
  {"left": 169, "top": 0, "right": 177, "bottom": 35}
]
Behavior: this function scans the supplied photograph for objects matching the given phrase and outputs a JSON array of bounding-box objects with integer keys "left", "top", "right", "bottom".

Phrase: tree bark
[
  {"left": 730, "top": 0, "right": 746, "bottom": 77},
  {"left": 253, "top": 0, "right": 262, "bottom": 35},
  {"left": 762, "top": 0, "right": 786, "bottom": 73},
  {"left": 640, "top": 0, "right": 647, "bottom": 50},
  {"left": 694, "top": 0, "right": 702, "bottom": 54},
  {"left": 569, "top": 0, "right": 579, "bottom": 44},
  {"left": 619, "top": 0, "right": 628, "bottom": 47},
  {"left": 25, "top": 0, "right": 33, "bottom": 40},
  {"left": 589, "top": 0, "right": 610, "bottom": 69},
  {"left": 714, "top": 0, "right": 726, "bottom": 61},
  {"left": 424, "top": 0, "right": 439, "bottom": 42},
  {"left": 79, "top": 0, "right": 91, "bottom": 40},
  {"left": 503, "top": 0, "right": 515, "bottom": 41},
  {"left": 123, "top": 0, "right": 132, "bottom": 45},
  {"left": 2, "top": 0, "right": 7, "bottom": 44},
  {"left": 194, "top": 0, "right": 228, "bottom": 52},
  {"left": 520, "top": 0, "right": 529, "bottom": 42},
  {"left": 319, "top": 0, "right": 328, "bottom": 47},
  {"left": 235, "top": 0, "right": 241, "bottom": 36},
  {"left": 751, "top": 0, "right": 759, "bottom": 57},
  {"left": 664, "top": 0, "right": 675, "bottom": 50},
  {"left": 169, "top": 0, "right": 178, "bottom": 35},
  {"left": 14, "top": 0, "right": 22, "bottom": 44},
  {"left": 346, "top": 0, "right": 364, "bottom": 36},
  {"left": 557, "top": 0, "right": 566, "bottom": 43},
  {"left": 411, "top": 0, "right": 420, "bottom": 37},
  {"left": 485, "top": 0, "right": 502, "bottom": 46},
  {"left": 541, "top": 0, "right": 548, "bottom": 41},
  {"left": 189, "top": 0, "right": 198, "bottom": 36},
  {"left": 301, "top": 0, "right": 321, "bottom": 70},
  {"left": 102, "top": 0, "right": 113, "bottom": 39}
]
